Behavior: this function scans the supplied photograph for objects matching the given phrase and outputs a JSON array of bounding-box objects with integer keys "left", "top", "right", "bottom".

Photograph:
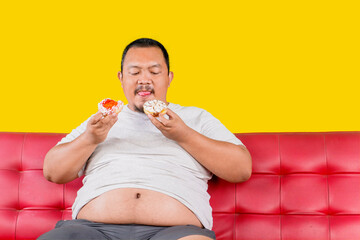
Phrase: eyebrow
[
  {"left": 127, "top": 64, "right": 162, "bottom": 69},
  {"left": 127, "top": 65, "right": 141, "bottom": 69},
  {"left": 149, "top": 64, "right": 161, "bottom": 68}
]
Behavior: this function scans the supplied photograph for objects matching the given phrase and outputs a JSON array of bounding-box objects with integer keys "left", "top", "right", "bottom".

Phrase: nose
[{"left": 137, "top": 72, "right": 152, "bottom": 85}]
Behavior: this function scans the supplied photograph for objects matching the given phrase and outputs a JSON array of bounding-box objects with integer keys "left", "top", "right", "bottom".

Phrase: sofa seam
[
  {"left": 14, "top": 133, "right": 26, "bottom": 240},
  {"left": 63, "top": 182, "right": 66, "bottom": 215},
  {"left": 18, "top": 133, "right": 26, "bottom": 211},
  {"left": 324, "top": 134, "right": 331, "bottom": 240},
  {"left": 233, "top": 182, "right": 236, "bottom": 240},
  {"left": 14, "top": 209, "right": 19, "bottom": 240},
  {"left": 278, "top": 134, "right": 282, "bottom": 240}
]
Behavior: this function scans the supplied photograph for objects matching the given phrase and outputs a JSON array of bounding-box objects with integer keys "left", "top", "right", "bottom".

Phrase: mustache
[{"left": 134, "top": 85, "right": 154, "bottom": 94}]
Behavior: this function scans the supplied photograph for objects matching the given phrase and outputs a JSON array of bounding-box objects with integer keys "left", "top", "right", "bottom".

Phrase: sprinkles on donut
[
  {"left": 143, "top": 100, "right": 167, "bottom": 117},
  {"left": 98, "top": 98, "right": 124, "bottom": 116}
]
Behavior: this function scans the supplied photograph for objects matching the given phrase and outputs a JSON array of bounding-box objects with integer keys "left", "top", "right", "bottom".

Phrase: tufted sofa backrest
[
  {"left": 0, "top": 133, "right": 82, "bottom": 240},
  {"left": 210, "top": 132, "right": 360, "bottom": 240},
  {"left": 0, "top": 132, "right": 360, "bottom": 240}
]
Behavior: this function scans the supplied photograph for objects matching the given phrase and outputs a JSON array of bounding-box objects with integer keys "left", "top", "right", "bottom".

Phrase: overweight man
[{"left": 38, "top": 38, "right": 252, "bottom": 240}]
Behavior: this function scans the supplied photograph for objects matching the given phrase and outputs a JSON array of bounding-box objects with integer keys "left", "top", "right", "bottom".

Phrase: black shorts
[{"left": 37, "top": 219, "right": 216, "bottom": 240}]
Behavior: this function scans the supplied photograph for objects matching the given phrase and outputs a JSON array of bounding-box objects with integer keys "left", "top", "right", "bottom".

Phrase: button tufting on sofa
[{"left": 0, "top": 132, "right": 359, "bottom": 240}]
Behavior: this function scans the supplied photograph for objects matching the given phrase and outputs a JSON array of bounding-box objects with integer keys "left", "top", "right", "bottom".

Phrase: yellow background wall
[{"left": 1, "top": 1, "right": 359, "bottom": 133}]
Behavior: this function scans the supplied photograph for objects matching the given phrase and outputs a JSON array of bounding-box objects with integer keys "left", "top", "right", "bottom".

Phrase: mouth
[
  {"left": 137, "top": 91, "right": 152, "bottom": 96},
  {"left": 135, "top": 86, "right": 154, "bottom": 98}
]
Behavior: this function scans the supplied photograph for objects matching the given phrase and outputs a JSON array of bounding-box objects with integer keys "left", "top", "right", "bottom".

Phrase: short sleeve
[
  {"left": 200, "top": 110, "right": 244, "bottom": 146},
  {"left": 57, "top": 117, "right": 90, "bottom": 145}
]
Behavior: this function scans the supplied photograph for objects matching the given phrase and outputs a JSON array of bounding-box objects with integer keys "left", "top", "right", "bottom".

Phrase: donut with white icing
[{"left": 143, "top": 100, "right": 167, "bottom": 117}]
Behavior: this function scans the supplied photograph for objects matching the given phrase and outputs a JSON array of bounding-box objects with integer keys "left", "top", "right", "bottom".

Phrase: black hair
[{"left": 121, "top": 38, "right": 170, "bottom": 73}]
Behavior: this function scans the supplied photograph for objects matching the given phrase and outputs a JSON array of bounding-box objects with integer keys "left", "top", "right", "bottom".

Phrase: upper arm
[{"left": 200, "top": 110, "right": 244, "bottom": 146}]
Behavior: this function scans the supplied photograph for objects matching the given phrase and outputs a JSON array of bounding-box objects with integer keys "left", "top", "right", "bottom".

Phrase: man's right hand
[{"left": 84, "top": 112, "right": 119, "bottom": 144}]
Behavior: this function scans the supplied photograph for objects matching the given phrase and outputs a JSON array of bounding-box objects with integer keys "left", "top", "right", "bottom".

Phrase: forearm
[
  {"left": 147, "top": 109, "right": 252, "bottom": 182},
  {"left": 43, "top": 132, "right": 98, "bottom": 184},
  {"left": 178, "top": 129, "right": 252, "bottom": 183}
]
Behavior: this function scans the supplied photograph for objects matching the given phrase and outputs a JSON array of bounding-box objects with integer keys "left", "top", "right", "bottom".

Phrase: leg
[
  {"left": 37, "top": 220, "right": 110, "bottom": 240},
  {"left": 150, "top": 225, "right": 216, "bottom": 240}
]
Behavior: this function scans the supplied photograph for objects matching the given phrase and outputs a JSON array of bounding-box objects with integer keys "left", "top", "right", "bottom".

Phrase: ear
[
  {"left": 118, "top": 71, "right": 123, "bottom": 85},
  {"left": 168, "top": 71, "right": 174, "bottom": 87}
]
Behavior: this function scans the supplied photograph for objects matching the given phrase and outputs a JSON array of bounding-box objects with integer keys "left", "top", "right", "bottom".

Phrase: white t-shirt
[{"left": 57, "top": 103, "right": 244, "bottom": 229}]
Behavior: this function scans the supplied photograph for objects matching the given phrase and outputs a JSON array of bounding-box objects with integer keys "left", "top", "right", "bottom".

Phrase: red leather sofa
[{"left": 1, "top": 132, "right": 359, "bottom": 240}]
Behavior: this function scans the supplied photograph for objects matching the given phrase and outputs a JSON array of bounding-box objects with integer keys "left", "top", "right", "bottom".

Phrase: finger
[
  {"left": 109, "top": 113, "right": 119, "bottom": 125},
  {"left": 164, "top": 108, "right": 177, "bottom": 120},
  {"left": 158, "top": 114, "right": 170, "bottom": 126},
  {"left": 101, "top": 112, "right": 118, "bottom": 126},
  {"left": 90, "top": 112, "right": 104, "bottom": 125},
  {"left": 147, "top": 114, "right": 164, "bottom": 129}
]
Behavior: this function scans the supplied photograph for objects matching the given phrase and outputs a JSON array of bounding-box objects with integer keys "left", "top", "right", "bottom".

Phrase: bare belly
[{"left": 77, "top": 188, "right": 202, "bottom": 227}]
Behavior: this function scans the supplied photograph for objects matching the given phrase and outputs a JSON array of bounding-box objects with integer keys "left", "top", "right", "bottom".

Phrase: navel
[{"left": 136, "top": 193, "right": 141, "bottom": 199}]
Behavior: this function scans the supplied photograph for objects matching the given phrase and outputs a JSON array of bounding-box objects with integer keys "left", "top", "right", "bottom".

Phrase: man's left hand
[{"left": 147, "top": 108, "right": 192, "bottom": 143}]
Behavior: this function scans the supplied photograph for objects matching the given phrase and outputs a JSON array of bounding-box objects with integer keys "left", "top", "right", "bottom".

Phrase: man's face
[{"left": 118, "top": 47, "right": 173, "bottom": 113}]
